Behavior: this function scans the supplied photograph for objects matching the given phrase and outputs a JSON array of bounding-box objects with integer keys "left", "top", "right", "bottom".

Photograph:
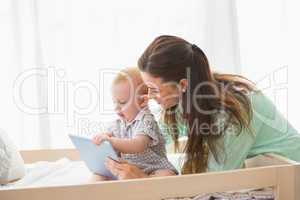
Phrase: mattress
[
  {"left": 0, "top": 158, "right": 91, "bottom": 189},
  {"left": 0, "top": 153, "right": 184, "bottom": 189}
]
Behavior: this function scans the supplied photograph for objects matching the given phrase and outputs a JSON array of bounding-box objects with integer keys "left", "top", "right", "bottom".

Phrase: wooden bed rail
[
  {"left": 15, "top": 148, "right": 299, "bottom": 200},
  {"left": 1, "top": 164, "right": 299, "bottom": 200}
]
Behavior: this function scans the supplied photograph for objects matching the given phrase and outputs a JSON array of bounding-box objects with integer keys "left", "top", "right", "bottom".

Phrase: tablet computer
[{"left": 69, "top": 134, "right": 120, "bottom": 179}]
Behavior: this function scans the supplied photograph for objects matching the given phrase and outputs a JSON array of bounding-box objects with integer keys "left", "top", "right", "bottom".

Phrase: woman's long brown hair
[{"left": 138, "top": 35, "right": 256, "bottom": 174}]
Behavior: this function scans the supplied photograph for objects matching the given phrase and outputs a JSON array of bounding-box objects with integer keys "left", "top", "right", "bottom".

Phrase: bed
[{"left": 0, "top": 148, "right": 299, "bottom": 200}]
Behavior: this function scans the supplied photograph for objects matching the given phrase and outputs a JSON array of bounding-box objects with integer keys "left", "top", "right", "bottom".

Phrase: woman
[{"left": 105, "top": 35, "right": 300, "bottom": 178}]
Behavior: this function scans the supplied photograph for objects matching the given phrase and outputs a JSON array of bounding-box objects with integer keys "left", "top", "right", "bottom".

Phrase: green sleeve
[
  {"left": 207, "top": 92, "right": 264, "bottom": 171},
  {"left": 207, "top": 129, "right": 256, "bottom": 171}
]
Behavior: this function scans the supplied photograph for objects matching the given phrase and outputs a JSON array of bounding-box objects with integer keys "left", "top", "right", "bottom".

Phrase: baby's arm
[{"left": 108, "top": 135, "right": 151, "bottom": 154}]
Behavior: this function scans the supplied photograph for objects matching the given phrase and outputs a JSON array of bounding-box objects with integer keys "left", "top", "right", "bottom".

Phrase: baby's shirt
[{"left": 107, "top": 107, "right": 178, "bottom": 175}]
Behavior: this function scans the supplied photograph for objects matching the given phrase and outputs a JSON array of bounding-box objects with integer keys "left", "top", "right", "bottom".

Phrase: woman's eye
[{"left": 148, "top": 88, "right": 159, "bottom": 94}]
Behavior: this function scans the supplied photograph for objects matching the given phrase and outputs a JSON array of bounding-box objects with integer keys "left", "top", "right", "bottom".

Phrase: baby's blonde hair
[{"left": 112, "top": 67, "right": 148, "bottom": 95}]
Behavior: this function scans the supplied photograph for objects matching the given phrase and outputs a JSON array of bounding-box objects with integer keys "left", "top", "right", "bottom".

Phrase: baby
[{"left": 91, "top": 67, "right": 177, "bottom": 180}]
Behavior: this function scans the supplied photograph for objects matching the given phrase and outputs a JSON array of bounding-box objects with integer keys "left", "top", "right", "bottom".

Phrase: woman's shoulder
[
  {"left": 246, "top": 91, "right": 281, "bottom": 131},
  {"left": 247, "top": 91, "right": 276, "bottom": 115}
]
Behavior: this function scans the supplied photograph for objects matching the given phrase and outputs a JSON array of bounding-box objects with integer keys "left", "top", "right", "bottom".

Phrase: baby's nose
[{"left": 114, "top": 104, "right": 121, "bottom": 111}]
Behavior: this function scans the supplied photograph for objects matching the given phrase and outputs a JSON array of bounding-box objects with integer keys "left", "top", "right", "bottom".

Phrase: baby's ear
[{"left": 138, "top": 94, "right": 149, "bottom": 108}]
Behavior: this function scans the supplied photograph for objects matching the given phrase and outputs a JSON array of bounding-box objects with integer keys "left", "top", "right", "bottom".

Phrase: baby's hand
[{"left": 92, "top": 132, "right": 113, "bottom": 145}]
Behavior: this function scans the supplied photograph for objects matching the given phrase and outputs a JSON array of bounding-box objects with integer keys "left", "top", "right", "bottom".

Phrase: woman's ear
[{"left": 179, "top": 79, "right": 188, "bottom": 93}]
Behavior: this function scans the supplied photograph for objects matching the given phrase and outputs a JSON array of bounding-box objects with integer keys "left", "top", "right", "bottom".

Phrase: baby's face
[{"left": 112, "top": 81, "right": 141, "bottom": 122}]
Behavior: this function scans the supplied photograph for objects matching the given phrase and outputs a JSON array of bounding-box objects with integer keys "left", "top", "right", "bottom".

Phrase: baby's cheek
[{"left": 122, "top": 106, "right": 133, "bottom": 116}]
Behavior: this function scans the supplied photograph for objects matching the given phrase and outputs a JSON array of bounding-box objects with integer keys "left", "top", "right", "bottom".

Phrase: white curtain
[
  {"left": 0, "top": 0, "right": 297, "bottom": 149},
  {"left": 236, "top": 0, "right": 300, "bottom": 132}
]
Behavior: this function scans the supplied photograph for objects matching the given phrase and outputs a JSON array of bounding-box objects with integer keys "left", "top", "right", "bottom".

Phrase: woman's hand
[
  {"left": 92, "top": 132, "right": 113, "bottom": 145},
  {"left": 105, "top": 157, "right": 148, "bottom": 180}
]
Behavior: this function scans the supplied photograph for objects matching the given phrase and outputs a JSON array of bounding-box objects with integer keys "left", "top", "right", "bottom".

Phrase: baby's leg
[
  {"left": 150, "top": 169, "right": 176, "bottom": 177},
  {"left": 88, "top": 173, "right": 110, "bottom": 182}
]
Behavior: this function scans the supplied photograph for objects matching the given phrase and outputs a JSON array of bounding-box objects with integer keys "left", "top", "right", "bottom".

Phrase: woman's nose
[
  {"left": 147, "top": 92, "right": 155, "bottom": 99},
  {"left": 153, "top": 94, "right": 161, "bottom": 103},
  {"left": 148, "top": 91, "right": 160, "bottom": 99}
]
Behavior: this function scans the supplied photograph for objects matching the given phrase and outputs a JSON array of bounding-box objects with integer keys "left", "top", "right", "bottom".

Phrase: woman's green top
[{"left": 160, "top": 91, "right": 300, "bottom": 171}]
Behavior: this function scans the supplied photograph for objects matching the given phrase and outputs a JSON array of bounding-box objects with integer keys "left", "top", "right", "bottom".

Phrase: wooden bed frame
[{"left": 0, "top": 149, "right": 299, "bottom": 200}]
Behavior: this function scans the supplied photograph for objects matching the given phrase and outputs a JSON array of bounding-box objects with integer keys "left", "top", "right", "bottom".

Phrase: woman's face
[{"left": 141, "top": 72, "right": 182, "bottom": 110}]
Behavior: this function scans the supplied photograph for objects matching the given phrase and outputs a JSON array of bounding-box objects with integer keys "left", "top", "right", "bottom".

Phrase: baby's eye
[
  {"left": 113, "top": 100, "right": 127, "bottom": 106},
  {"left": 118, "top": 100, "right": 127, "bottom": 105}
]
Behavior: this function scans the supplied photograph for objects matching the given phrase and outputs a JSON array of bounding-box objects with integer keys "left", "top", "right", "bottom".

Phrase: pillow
[{"left": 0, "top": 129, "right": 25, "bottom": 184}]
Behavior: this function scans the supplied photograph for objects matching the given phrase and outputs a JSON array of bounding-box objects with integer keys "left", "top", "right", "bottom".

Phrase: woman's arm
[
  {"left": 207, "top": 127, "right": 256, "bottom": 171},
  {"left": 105, "top": 158, "right": 176, "bottom": 180}
]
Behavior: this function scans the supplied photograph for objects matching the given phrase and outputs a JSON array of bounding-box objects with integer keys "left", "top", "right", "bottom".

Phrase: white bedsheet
[
  {"left": 1, "top": 158, "right": 91, "bottom": 189},
  {"left": 0, "top": 153, "right": 184, "bottom": 189}
]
